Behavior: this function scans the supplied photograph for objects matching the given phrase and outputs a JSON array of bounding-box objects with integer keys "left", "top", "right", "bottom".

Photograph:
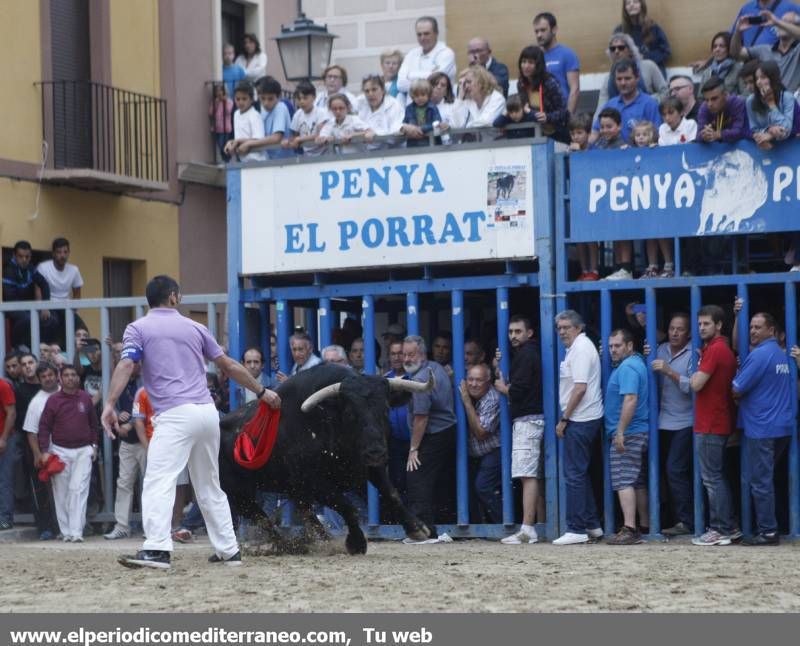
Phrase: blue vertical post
[
  {"left": 451, "top": 289, "right": 468, "bottom": 527},
  {"left": 305, "top": 308, "right": 318, "bottom": 350},
  {"left": 100, "top": 306, "right": 113, "bottom": 515},
  {"left": 496, "top": 287, "right": 513, "bottom": 526},
  {"left": 318, "top": 297, "right": 333, "bottom": 349},
  {"left": 645, "top": 287, "right": 660, "bottom": 536},
  {"left": 600, "top": 289, "right": 614, "bottom": 534},
  {"left": 259, "top": 302, "right": 270, "bottom": 382},
  {"left": 690, "top": 286, "right": 705, "bottom": 536},
  {"left": 362, "top": 294, "right": 380, "bottom": 526},
  {"left": 534, "top": 141, "right": 559, "bottom": 540},
  {"left": 407, "top": 293, "right": 419, "bottom": 337},
  {"left": 784, "top": 282, "right": 799, "bottom": 537},
  {"left": 555, "top": 296, "right": 568, "bottom": 538},
  {"left": 65, "top": 307, "right": 75, "bottom": 362},
  {"left": 737, "top": 283, "right": 751, "bottom": 536},
  {"left": 226, "top": 168, "right": 243, "bottom": 411},
  {"left": 276, "top": 298, "right": 293, "bottom": 527}
]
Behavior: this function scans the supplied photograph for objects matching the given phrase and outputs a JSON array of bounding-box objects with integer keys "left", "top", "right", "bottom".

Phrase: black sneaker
[
  {"left": 662, "top": 522, "right": 692, "bottom": 536},
  {"left": 118, "top": 550, "right": 171, "bottom": 569},
  {"left": 742, "top": 532, "right": 779, "bottom": 546},
  {"left": 209, "top": 550, "right": 242, "bottom": 566}
]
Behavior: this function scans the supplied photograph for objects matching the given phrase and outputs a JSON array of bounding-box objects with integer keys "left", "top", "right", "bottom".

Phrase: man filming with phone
[
  {"left": 731, "top": 7, "right": 800, "bottom": 92},
  {"left": 731, "top": 2, "right": 800, "bottom": 48}
]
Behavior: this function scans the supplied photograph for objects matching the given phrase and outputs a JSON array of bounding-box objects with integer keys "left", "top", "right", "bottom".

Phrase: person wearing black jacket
[
  {"left": 2, "top": 240, "right": 56, "bottom": 348},
  {"left": 494, "top": 315, "right": 544, "bottom": 544}
]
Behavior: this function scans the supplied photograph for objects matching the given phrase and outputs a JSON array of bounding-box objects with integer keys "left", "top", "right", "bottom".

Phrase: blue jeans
[
  {"left": 696, "top": 433, "right": 735, "bottom": 535},
  {"left": 469, "top": 447, "right": 502, "bottom": 524},
  {"left": 0, "top": 433, "right": 19, "bottom": 524},
  {"left": 660, "top": 427, "right": 694, "bottom": 528},
  {"left": 746, "top": 436, "right": 791, "bottom": 535},
  {"left": 179, "top": 501, "right": 205, "bottom": 531},
  {"left": 563, "top": 418, "right": 602, "bottom": 533}
]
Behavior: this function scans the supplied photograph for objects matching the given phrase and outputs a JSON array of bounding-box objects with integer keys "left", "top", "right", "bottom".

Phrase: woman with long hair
[
  {"left": 615, "top": 0, "right": 670, "bottom": 76},
  {"left": 428, "top": 71, "right": 456, "bottom": 125},
  {"left": 515, "top": 45, "right": 569, "bottom": 142},
  {"left": 696, "top": 32, "right": 744, "bottom": 95},
  {"left": 450, "top": 65, "right": 506, "bottom": 131},
  {"left": 234, "top": 33, "right": 268, "bottom": 81},
  {"left": 746, "top": 60, "right": 795, "bottom": 150}
]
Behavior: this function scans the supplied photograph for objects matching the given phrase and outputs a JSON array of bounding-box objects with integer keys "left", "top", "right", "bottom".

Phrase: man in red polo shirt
[{"left": 690, "top": 305, "right": 739, "bottom": 546}]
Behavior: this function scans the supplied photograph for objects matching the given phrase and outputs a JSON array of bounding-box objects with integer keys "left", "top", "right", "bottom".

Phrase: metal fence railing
[{"left": 1, "top": 294, "right": 226, "bottom": 525}]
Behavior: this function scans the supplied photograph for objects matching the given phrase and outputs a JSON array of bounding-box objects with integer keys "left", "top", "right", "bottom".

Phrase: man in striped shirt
[{"left": 460, "top": 363, "right": 502, "bottom": 524}]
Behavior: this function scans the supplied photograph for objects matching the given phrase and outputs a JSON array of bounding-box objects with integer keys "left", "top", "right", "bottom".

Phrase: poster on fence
[
  {"left": 238, "top": 145, "right": 535, "bottom": 274},
  {"left": 568, "top": 140, "right": 800, "bottom": 242}
]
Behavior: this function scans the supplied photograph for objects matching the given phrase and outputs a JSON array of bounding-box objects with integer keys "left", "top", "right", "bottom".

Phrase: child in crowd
[
  {"left": 658, "top": 96, "right": 697, "bottom": 145},
  {"left": 209, "top": 83, "right": 234, "bottom": 162},
  {"left": 222, "top": 43, "right": 246, "bottom": 99},
  {"left": 592, "top": 108, "right": 626, "bottom": 149},
  {"left": 569, "top": 112, "right": 599, "bottom": 280},
  {"left": 225, "top": 81, "right": 264, "bottom": 163},
  {"left": 630, "top": 120, "right": 658, "bottom": 147},
  {"left": 227, "top": 76, "right": 294, "bottom": 160},
  {"left": 568, "top": 112, "right": 592, "bottom": 152},
  {"left": 400, "top": 79, "right": 442, "bottom": 147},
  {"left": 493, "top": 94, "right": 538, "bottom": 138},
  {"left": 316, "top": 94, "right": 374, "bottom": 154},
  {"left": 284, "top": 81, "right": 328, "bottom": 157}
]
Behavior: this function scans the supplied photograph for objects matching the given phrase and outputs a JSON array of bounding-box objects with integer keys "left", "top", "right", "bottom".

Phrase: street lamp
[{"left": 274, "top": 1, "right": 337, "bottom": 82}]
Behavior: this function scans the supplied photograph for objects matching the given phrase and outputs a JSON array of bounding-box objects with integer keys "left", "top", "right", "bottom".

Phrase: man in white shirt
[
  {"left": 276, "top": 332, "right": 322, "bottom": 382},
  {"left": 35, "top": 238, "right": 86, "bottom": 347},
  {"left": 35, "top": 238, "right": 83, "bottom": 301},
  {"left": 552, "top": 310, "right": 605, "bottom": 545},
  {"left": 23, "top": 360, "right": 60, "bottom": 540},
  {"left": 396, "top": 16, "right": 456, "bottom": 103}
]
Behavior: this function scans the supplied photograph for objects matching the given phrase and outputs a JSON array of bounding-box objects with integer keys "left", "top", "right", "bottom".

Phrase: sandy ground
[{"left": 2, "top": 535, "right": 799, "bottom": 613}]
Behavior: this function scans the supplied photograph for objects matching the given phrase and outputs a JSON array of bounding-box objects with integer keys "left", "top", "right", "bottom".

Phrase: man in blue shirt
[
  {"left": 533, "top": 12, "right": 580, "bottom": 114},
  {"left": 732, "top": 312, "right": 794, "bottom": 545},
  {"left": 731, "top": 1, "right": 800, "bottom": 47},
  {"left": 592, "top": 59, "right": 661, "bottom": 144},
  {"left": 604, "top": 328, "right": 650, "bottom": 545}
]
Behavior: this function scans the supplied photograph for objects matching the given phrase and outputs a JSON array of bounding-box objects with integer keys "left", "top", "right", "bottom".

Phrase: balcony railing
[{"left": 36, "top": 80, "right": 169, "bottom": 192}]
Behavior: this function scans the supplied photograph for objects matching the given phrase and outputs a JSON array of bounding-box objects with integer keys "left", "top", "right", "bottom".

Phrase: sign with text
[
  {"left": 568, "top": 140, "right": 800, "bottom": 242},
  {"left": 240, "top": 146, "right": 535, "bottom": 274}
]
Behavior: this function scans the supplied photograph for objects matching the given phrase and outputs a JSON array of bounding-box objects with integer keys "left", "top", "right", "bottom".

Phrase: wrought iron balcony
[{"left": 36, "top": 80, "right": 169, "bottom": 192}]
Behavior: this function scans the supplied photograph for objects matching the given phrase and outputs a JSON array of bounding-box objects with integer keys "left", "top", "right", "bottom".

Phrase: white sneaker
[
  {"left": 104, "top": 526, "right": 130, "bottom": 540},
  {"left": 500, "top": 529, "right": 538, "bottom": 544},
  {"left": 604, "top": 268, "right": 633, "bottom": 281},
  {"left": 587, "top": 527, "right": 604, "bottom": 539},
  {"left": 552, "top": 532, "right": 589, "bottom": 545},
  {"left": 790, "top": 264, "right": 800, "bottom": 272},
  {"left": 72, "top": 535, "right": 84, "bottom": 543}
]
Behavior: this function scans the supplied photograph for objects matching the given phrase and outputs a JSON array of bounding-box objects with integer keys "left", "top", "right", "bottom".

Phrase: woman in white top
[
  {"left": 316, "top": 94, "right": 375, "bottom": 154},
  {"left": 315, "top": 65, "right": 358, "bottom": 114},
  {"left": 429, "top": 71, "right": 456, "bottom": 126},
  {"left": 450, "top": 66, "right": 505, "bottom": 129},
  {"left": 234, "top": 34, "right": 268, "bottom": 82},
  {"left": 356, "top": 75, "right": 405, "bottom": 148}
]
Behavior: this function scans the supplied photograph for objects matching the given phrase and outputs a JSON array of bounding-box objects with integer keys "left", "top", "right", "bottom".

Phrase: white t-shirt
[
  {"left": 290, "top": 106, "right": 329, "bottom": 155},
  {"left": 36, "top": 260, "right": 83, "bottom": 300},
  {"left": 233, "top": 106, "right": 265, "bottom": 162},
  {"left": 23, "top": 388, "right": 58, "bottom": 434},
  {"left": 318, "top": 115, "right": 371, "bottom": 154},
  {"left": 559, "top": 333, "right": 604, "bottom": 422},
  {"left": 450, "top": 90, "right": 506, "bottom": 128},
  {"left": 233, "top": 52, "right": 267, "bottom": 82},
  {"left": 658, "top": 118, "right": 698, "bottom": 146},
  {"left": 396, "top": 41, "right": 457, "bottom": 102},
  {"left": 355, "top": 95, "right": 404, "bottom": 136}
]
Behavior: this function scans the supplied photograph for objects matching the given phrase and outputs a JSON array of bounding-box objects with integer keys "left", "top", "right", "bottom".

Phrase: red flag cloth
[
  {"left": 233, "top": 401, "right": 281, "bottom": 470},
  {"left": 38, "top": 454, "right": 66, "bottom": 482}
]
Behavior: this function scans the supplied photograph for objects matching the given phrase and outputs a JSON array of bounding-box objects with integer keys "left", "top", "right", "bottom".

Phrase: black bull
[{"left": 218, "top": 363, "right": 432, "bottom": 554}]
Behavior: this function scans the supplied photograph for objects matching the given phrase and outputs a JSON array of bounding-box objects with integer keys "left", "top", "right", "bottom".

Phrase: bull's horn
[
  {"left": 301, "top": 383, "right": 342, "bottom": 412},
  {"left": 388, "top": 369, "right": 435, "bottom": 393}
]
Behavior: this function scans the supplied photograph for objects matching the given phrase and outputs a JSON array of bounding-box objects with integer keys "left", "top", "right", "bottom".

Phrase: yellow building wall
[
  {"left": 110, "top": 0, "right": 161, "bottom": 96},
  {"left": 447, "top": 0, "right": 737, "bottom": 76},
  {"left": 0, "top": 178, "right": 179, "bottom": 333},
  {"left": 0, "top": 2, "right": 42, "bottom": 164}
]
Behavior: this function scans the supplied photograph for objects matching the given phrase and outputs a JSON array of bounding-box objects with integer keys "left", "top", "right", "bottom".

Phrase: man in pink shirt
[{"left": 101, "top": 275, "right": 280, "bottom": 570}]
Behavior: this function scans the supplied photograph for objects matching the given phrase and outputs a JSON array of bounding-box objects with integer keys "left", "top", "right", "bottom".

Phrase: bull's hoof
[
  {"left": 345, "top": 530, "right": 368, "bottom": 555},
  {"left": 405, "top": 523, "right": 431, "bottom": 542}
]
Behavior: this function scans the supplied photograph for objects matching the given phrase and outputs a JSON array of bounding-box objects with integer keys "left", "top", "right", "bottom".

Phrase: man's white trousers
[{"left": 141, "top": 402, "right": 238, "bottom": 558}]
